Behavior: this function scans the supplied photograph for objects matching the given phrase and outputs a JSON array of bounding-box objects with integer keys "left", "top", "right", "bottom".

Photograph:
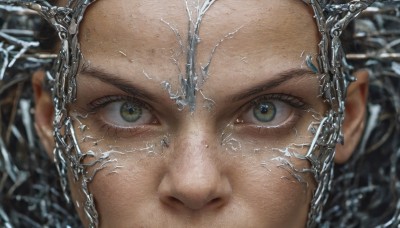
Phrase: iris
[
  {"left": 120, "top": 102, "right": 142, "bottom": 122},
  {"left": 253, "top": 101, "right": 276, "bottom": 122}
]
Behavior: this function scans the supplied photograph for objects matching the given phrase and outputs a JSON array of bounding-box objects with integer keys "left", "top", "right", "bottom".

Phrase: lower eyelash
[
  {"left": 85, "top": 95, "right": 159, "bottom": 137},
  {"left": 235, "top": 110, "right": 303, "bottom": 137},
  {"left": 257, "top": 112, "right": 302, "bottom": 132},
  {"left": 98, "top": 122, "right": 153, "bottom": 139}
]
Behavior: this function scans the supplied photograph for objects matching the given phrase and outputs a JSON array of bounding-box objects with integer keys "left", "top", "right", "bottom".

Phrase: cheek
[
  {"left": 73, "top": 152, "right": 167, "bottom": 227},
  {"left": 89, "top": 163, "right": 162, "bottom": 225},
  {"left": 68, "top": 150, "right": 313, "bottom": 227},
  {"left": 66, "top": 101, "right": 318, "bottom": 227},
  {"left": 67, "top": 114, "right": 168, "bottom": 226},
  {"left": 231, "top": 153, "right": 314, "bottom": 227}
]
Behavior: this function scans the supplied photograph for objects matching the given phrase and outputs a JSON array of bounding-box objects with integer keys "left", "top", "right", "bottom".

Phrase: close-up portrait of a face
[{"left": 0, "top": 0, "right": 399, "bottom": 227}]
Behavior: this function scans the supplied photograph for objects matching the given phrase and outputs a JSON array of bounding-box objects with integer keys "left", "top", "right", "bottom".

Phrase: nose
[{"left": 158, "top": 133, "right": 232, "bottom": 211}]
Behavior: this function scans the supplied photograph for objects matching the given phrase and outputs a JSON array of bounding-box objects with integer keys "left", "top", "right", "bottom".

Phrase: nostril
[
  {"left": 210, "top": 198, "right": 219, "bottom": 203},
  {"left": 164, "top": 195, "right": 223, "bottom": 210},
  {"left": 167, "top": 196, "right": 184, "bottom": 207},
  {"left": 208, "top": 197, "right": 224, "bottom": 209},
  {"left": 158, "top": 173, "right": 233, "bottom": 210}
]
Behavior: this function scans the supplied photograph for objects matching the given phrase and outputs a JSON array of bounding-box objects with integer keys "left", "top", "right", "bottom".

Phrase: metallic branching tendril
[
  {"left": 0, "top": 3, "right": 81, "bottom": 227},
  {"left": 31, "top": 1, "right": 100, "bottom": 227},
  {"left": 0, "top": 0, "right": 399, "bottom": 227},
  {"left": 161, "top": 0, "right": 225, "bottom": 112},
  {"left": 322, "top": 1, "right": 400, "bottom": 226},
  {"left": 304, "top": 1, "right": 376, "bottom": 226}
]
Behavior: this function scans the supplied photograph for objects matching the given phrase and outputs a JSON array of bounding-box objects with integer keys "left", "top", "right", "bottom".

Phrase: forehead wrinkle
[
  {"left": 81, "top": 0, "right": 317, "bottom": 51},
  {"left": 200, "top": 0, "right": 316, "bottom": 33},
  {"left": 196, "top": 1, "right": 319, "bottom": 61},
  {"left": 80, "top": 0, "right": 187, "bottom": 56}
]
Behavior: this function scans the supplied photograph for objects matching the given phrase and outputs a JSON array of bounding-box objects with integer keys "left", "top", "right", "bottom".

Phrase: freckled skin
[{"left": 68, "top": 0, "right": 323, "bottom": 227}]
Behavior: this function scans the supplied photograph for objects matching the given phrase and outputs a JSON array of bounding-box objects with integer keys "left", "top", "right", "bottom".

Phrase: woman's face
[{"left": 67, "top": 0, "right": 325, "bottom": 227}]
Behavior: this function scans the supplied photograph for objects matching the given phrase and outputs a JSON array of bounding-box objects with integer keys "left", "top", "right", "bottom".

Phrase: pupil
[
  {"left": 253, "top": 102, "right": 276, "bottom": 122},
  {"left": 260, "top": 105, "right": 269, "bottom": 113}
]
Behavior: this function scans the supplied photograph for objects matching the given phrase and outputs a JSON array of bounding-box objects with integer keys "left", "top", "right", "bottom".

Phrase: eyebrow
[
  {"left": 230, "top": 68, "right": 316, "bottom": 102},
  {"left": 79, "top": 65, "right": 158, "bottom": 102},
  {"left": 79, "top": 65, "right": 315, "bottom": 104}
]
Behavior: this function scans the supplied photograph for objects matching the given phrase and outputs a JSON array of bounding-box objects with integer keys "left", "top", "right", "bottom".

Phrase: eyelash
[
  {"left": 86, "top": 93, "right": 308, "bottom": 137},
  {"left": 88, "top": 95, "right": 147, "bottom": 110},
  {"left": 250, "top": 93, "right": 307, "bottom": 109},
  {"left": 87, "top": 95, "right": 157, "bottom": 137},
  {"left": 235, "top": 93, "right": 308, "bottom": 134}
]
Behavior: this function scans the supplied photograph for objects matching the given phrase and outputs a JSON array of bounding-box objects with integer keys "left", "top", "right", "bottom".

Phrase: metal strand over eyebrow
[
  {"left": 79, "top": 65, "right": 158, "bottom": 102},
  {"left": 230, "top": 68, "right": 316, "bottom": 102}
]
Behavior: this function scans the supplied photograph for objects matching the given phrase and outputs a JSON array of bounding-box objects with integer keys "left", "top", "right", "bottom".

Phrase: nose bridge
[
  {"left": 158, "top": 118, "right": 231, "bottom": 211},
  {"left": 174, "top": 112, "right": 217, "bottom": 156},
  {"left": 171, "top": 119, "right": 218, "bottom": 190}
]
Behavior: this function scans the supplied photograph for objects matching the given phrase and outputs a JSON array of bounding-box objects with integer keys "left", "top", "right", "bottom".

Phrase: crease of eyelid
[
  {"left": 87, "top": 95, "right": 146, "bottom": 110},
  {"left": 229, "top": 68, "right": 316, "bottom": 103},
  {"left": 252, "top": 94, "right": 309, "bottom": 110}
]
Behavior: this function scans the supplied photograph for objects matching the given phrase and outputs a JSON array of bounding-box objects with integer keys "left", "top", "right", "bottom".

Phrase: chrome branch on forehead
[
  {"left": 0, "top": 0, "right": 399, "bottom": 227},
  {"left": 162, "top": 0, "right": 219, "bottom": 111}
]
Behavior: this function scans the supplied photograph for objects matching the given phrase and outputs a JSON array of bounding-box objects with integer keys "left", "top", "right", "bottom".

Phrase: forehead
[
  {"left": 76, "top": 0, "right": 320, "bottom": 109},
  {"left": 80, "top": 0, "right": 318, "bottom": 59}
]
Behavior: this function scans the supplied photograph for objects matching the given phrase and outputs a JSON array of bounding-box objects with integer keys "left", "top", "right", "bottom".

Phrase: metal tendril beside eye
[
  {"left": 120, "top": 102, "right": 142, "bottom": 122},
  {"left": 253, "top": 101, "right": 276, "bottom": 122}
]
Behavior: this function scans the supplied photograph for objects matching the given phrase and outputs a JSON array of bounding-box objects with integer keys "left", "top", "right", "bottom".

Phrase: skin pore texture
[{"left": 32, "top": 0, "right": 368, "bottom": 227}]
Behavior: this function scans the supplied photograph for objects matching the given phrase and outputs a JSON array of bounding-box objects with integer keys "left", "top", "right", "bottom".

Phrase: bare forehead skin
[
  {"left": 78, "top": 0, "right": 319, "bottom": 108},
  {"left": 80, "top": 0, "right": 317, "bottom": 56}
]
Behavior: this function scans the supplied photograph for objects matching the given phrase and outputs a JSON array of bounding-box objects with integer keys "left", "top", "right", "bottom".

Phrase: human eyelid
[
  {"left": 234, "top": 93, "right": 310, "bottom": 134},
  {"left": 88, "top": 95, "right": 148, "bottom": 111},
  {"left": 251, "top": 93, "right": 310, "bottom": 110},
  {"left": 85, "top": 95, "right": 159, "bottom": 138}
]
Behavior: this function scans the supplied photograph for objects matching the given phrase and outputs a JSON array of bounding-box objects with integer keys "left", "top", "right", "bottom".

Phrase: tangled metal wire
[
  {"left": 0, "top": 0, "right": 399, "bottom": 227},
  {"left": 0, "top": 3, "right": 80, "bottom": 227},
  {"left": 322, "top": 1, "right": 400, "bottom": 227}
]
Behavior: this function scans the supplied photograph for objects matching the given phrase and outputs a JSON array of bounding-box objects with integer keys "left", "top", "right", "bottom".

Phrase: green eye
[
  {"left": 120, "top": 102, "right": 142, "bottom": 122},
  {"left": 253, "top": 101, "right": 276, "bottom": 122}
]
